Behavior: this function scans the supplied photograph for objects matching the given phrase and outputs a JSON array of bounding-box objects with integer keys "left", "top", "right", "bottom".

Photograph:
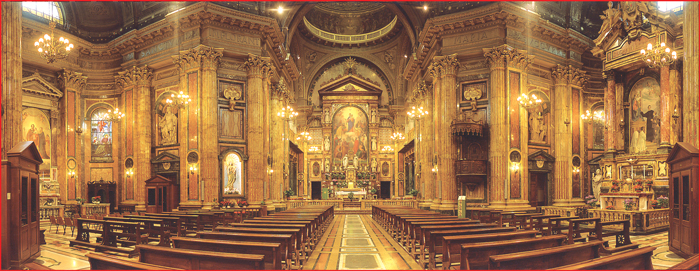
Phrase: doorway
[
  {"left": 380, "top": 181, "right": 391, "bottom": 199},
  {"left": 529, "top": 172, "right": 548, "bottom": 207},
  {"left": 311, "top": 182, "right": 322, "bottom": 200}
]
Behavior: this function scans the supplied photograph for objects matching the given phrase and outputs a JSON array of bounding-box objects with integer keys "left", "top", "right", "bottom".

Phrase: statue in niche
[
  {"left": 371, "top": 137, "right": 377, "bottom": 151},
  {"left": 324, "top": 108, "right": 330, "bottom": 123},
  {"left": 592, "top": 169, "right": 603, "bottom": 201},
  {"left": 342, "top": 154, "right": 349, "bottom": 169},
  {"left": 225, "top": 161, "right": 238, "bottom": 193},
  {"left": 529, "top": 111, "right": 546, "bottom": 143},
  {"left": 371, "top": 109, "right": 377, "bottom": 123},
  {"left": 371, "top": 158, "right": 378, "bottom": 172},
  {"left": 324, "top": 136, "right": 330, "bottom": 152},
  {"left": 353, "top": 155, "right": 358, "bottom": 167},
  {"left": 325, "top": 160, "right": 330, "bottom": 173},
  {"left": 159, "top": 105, "right": 178, "bottom": 145}
]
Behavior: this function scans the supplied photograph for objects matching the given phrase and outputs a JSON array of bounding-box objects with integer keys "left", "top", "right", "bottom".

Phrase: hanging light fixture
[
  {"left": 296, "top": 131, "right": 312, "bottom": 142},
  {"left": 407, "top": 106, "right": 429, "bottom": 119},
  {"left": 277, "top": 105, "right": 298, "bottom": 120},
  {"left": 640, "top": 42, "right": 677, "bottom": 68},
  {"left": 391, "top": 132, "right": 405, "bottom": 141},
  {"left": 108, "top": 108, "right": 125, "bottom": 121},
  {"left": 166, "top": 91, "right": 191, "bottom": 108},
  {"left": 581, "top": 110, "right": 605, "bottom": 123},
  {"left": 34, "top": 5, "right": 73, "bottom": 64},
  {"left": 517, "top": 93, "right": 542, "bottom": 110}
]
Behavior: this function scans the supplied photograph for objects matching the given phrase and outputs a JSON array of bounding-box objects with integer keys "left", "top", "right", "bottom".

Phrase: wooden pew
[
  {"left": 668, "top": 254, "right": 699, "bottom": 270},
  {"left": 146, "top": 213, "right": 200, "bottom": 235},
  {"left": 412, "top": 223, "right": 498, "bottom": 259},
  {"left": 196, "top": 231, "right": 296, "bottom": 269},
  {"left": 125, "top": 215, "right": 183, "bottom": 237},
  {"left": 171, "top": 237, "right": 283, "bottom": 270},
  {"left": 213, "top": 226, "right": 305, "bottom": 266},
  {"left": 70, "top": 219, "right": 148, "bottom": 258},
  {"left": 488, "top": 240, "right": 608, "bottom": 270},
  {"left": 102, "top": 216, "right": 170, "bottom": 246},
  {"left": 137, "top": 244, "right": 265, "bottom": 270},
  {"left": 552, "top": 246, "right": 656, "bottom": 270},
  {"left": 530, "top": 214, "right": 560, "bottom": 233},
  {"left": 459, "top": 235, "right": 568, "bottom": 270},
  {"left": 428, "top": 227, "right": 522, "bottom": 269},
  {"left": 434, "top": 230, "right": 539, "bottom": 269},
  {"left": 547, "top": 216, "right": 579, "bottom": 235},
  {"left": 406, "top": 221, "right": 484, "bottom": 255},
  {"left": 87, "top": 253, "right": 181, "bottom": 270},
  {"left": 69, "top": 219, "right": 104, "bottom": 249}
]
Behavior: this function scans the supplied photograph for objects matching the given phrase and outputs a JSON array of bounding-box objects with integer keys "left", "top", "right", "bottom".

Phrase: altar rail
[
  {"left": 588, "top": 209, "right": 669, "bottom": 233},
  {"left": 39, "top": 205, "right": 64, "bottom": 220},
  {"left": 81, "top": 203, "right": 111, "bottom": 216},
  {"left": 285, "top": 199, "right": 418, "bottom": 210}
]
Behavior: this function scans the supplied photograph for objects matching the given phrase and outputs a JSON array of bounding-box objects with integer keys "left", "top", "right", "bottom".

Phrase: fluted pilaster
[
  {"left": 271, "top": 79, "right": 288, "bottom": 208},
  {"left": 436, "top": 54, "right": 460, "bottom": 213},
  {"left": 2, "top": 2, "right": 22, "bottom": 160},
  {"left": 412, "top": 80, "right": 433, "bottom": 209},
  {"left": 428, "top": 62, "right": 443, "bottom": 210},
  {"left": 200, "top": 47, "right": 223, "bottom": 206},
  {"left": 58, "top": 70, "right": 87, "bottom": 203},
  {"left": 604, "top": 70, "right": 617, "bottom": 155},
  {"left": 683, "top": 2, "right": 699, "bottom": 148}
]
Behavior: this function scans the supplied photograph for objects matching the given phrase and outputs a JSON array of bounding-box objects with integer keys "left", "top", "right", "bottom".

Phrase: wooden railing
[
  {"left": 542, "top": 206, "right": 578, "bottom": 217},
  {"left": 81, "top": 203, "right": 111, "bottom": 216},
  {"left": 588, "top": 208, "right": 669, "bottom": 233},
  {"left": 39, "top": 205, "right": 64, "bottom": 220},
  {"left": 285, "top": 199, "right": 418, "bottom": 210}
]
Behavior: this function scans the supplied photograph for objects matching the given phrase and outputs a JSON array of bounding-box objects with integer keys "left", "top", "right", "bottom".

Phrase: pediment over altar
[{"left": 318, "top": 73, "right": 382, "bottom": 101}]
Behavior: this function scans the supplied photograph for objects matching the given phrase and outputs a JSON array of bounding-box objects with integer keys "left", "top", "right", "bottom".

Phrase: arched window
[
  {"left": 91, "top": 108, "right": 113, "bottom": 161},
  {"left": 22, "top": 2, "right": 64, "bottom": 25}
]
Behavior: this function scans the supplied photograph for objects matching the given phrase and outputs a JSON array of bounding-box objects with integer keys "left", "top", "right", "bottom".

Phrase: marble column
[
  {"left": 173, "top": 50, "right": 200, "bottom": 206},
  {"left": 116, "top": 65, "right": 153, "bottom": 211},
  {"left": 436, "top": 54, "right": 460, "bottom": 213},
  {"left": 483, "top": 46, "right": 509, "bottom": 209},
  {"left": 412, "top": 81, "right": 433, "bottom": 210},
  {"left": 427, "top": 62, "right": 442, "bottom": 210},
  {"left": 603, "top": 70, "right": 616, "bottom": 156},
  {"left": 551, "top": 65, "right": 587, "bottom": 207},
  {"left": 200, "top": 47, "right": 223, "bottom": 207},
  {"left": 683, "top": 2, "right": 699, "bottom": 148},
  {"left": 58, "top": 70, "right": 87, "bottom": 203},
  {"left": 244, "top": 54, "right": 273, "bottom": 205},
  {"left": 271, "top": 79, "right": 288, "bottom": 208},
  {"left": 1, "top": 2, "right": 22, "bottom": 159},
  {"left": 659, "top": 65, "right": 671, "bottom": 152}
]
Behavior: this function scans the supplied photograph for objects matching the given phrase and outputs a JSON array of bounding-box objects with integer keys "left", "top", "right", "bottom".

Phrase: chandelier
[
  {"left": 381, "top": 146, "right": 394, "bottom": 153},
  {"left": 581, "top": 110, "right": 605, "bottom": 123},
  {"left": 517, "top": 93, "right": 542, "bottom": 110},
  {"left": 308, "top": 146, "right": 320, "bottom": 152},
  {"left": 296, "top": 131, "right": 312, "bottom": 142},
  {"left": 35, "top": 21, "right": 74, "bottom": 64},
  {"left": 640, "top": 42, "right": 677, "bottom": 68},
  {"left": 391, "top": 132, "right": 405, "bottom": 141},
  {"left": 166, "top": 91, "right": 191, "bottom": 108},
  {"left": 95, "top": 108, "right": 125, "bottom": 121},
  {"left": 407, "top": 106, "right": 429, "bottom": 118},
  {"left": 277, "top": 105, "right": 298, "bottom": 120}
]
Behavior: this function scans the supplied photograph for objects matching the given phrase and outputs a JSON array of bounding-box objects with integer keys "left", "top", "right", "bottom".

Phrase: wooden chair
[
  {"left": 64, "top": 217, "right": 76, "bottom": 237},
  {"left": 55, "top": 216, "right": 65, "bottom": 234},
  {"left": 48, "top": 216, "right": 57, "bottom": 232}
]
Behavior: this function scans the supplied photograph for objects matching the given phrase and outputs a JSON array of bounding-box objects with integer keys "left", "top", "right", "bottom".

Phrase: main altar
[
  {"left": 335, "top": 164, "right": 368, "bottom": 199},
  {"left": 600, "top": 192, "right": 654, "bottom": 211}
]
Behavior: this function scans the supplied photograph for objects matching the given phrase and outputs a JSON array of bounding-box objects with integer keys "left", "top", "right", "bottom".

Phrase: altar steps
[{"left": 336, "top": 208, "right": 370, "bottom": 215}]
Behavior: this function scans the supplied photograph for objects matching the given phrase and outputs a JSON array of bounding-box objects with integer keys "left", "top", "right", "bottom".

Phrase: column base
[
  {"left": 488, "top": 200, "right": 507, "bottom": 209},
  {"left": 552, "top": 198, "right": 586, "bottom": 207},
  {"left": 418, "top": 200, "right": 433, "bottom": 210},
  {"left": 437, "top": 200, "right": 457, "bottom": 215},
  {"left": 135, "top": 204, "right": 146, "bottom": 212},
  {"left": 503, "top": 199, "right": 535, "bottom": 210},
  {"left": 657, "top": 144, "right": 672, "bottom": 154}
]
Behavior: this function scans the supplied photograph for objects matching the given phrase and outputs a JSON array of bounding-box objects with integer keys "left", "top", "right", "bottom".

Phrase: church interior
[{"left": 2, "top": 1, "right": 698, "bottom": 270}]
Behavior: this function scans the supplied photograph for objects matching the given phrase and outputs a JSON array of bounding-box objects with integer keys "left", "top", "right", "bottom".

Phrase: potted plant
[
  {"left": 651, "top": 199, "right": 659, "bottom": 209},
  {"left": 624, "top": 198, "right": 636, "bottom": 211},
  {"left": 611, "top": 180, "right": 621, "bottom": 193},
  {"left": 284, "top": 189, "right": 295, "bottom": 199},
  {"left": 633, "top": 184, "right": 644, "bottom": 192},
  {"left": 369, "top": 188, "right": 377, "bottom": 195},
  {"left": 91, "top": 196, "right": 101, "bottom": 204},
  {"left": 656, "top": 196, "right": 669, "bottom": 208},
  {"left": 584, "top": 195, "right": 597, "bottom": 208},
  {"left": 76, "top": 197, "right": 85, "bottom": 205},
  {"left": 238, "top": 199, "right": 248, "bottom": 208},
  {"left": 408, "top": 189, "right": 419, "bottom": 197}
]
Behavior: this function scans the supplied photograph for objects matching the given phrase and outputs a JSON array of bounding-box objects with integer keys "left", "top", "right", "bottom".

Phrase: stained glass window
[
  {"left": 91, "top": 109, "right": 113, "bottom": 160},
  {"left": 22, "top": 2, "right": 64, "bottom": 25}
]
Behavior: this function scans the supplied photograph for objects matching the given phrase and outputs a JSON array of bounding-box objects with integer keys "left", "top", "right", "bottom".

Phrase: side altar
[{"left": 600, "top": 192, "right": 653, "bottom": 211}]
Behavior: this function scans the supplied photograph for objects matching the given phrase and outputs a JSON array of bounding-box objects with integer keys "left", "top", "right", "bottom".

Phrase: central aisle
[{"left": 303, "top": 214, "right": 423, "bottom": 270}]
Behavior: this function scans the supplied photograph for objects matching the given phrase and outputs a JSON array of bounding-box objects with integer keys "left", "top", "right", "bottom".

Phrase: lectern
[{"left": 2, "top": 142, "right": 43, "bottom": 269}]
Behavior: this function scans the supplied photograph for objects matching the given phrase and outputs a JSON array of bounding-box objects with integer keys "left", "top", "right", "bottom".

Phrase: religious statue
[
  {"left": 371, "top": 158, "right": 378, "bottom": 172},
  {"left": 598, "top": 1, "right": 621, "bottom": 36},
  {"left": 324, "top": 108, "right": 330, "bottom": 123},
  {"left": 353, "top": 155, "right": 358, "bottom": 167},
  {"left": 641, "top": 105, "right": 656, "bottom": 142},
  {"left": 159, "top": 106, "right": 178, "bottom": 145},
  {"left": 529, "top": 111, "right": 546, "bottom": 143},
  {"left": 342, "top": 155, "right": 349, "bottom": 169},
  {"left": 225, "top": 162, "right": 238, "bottom": 194},
  {"left": 325, "top": 160, "right": 330, "bottom": 172},
  {"left": 592, "top": 169, "right": 603, "bottom": 201},
  {"left": 371, "top": 137, "right": 377, "bottom": 151},
  {"left": 371, "top": 109, "right": 377, "bottom": 123},
  {"left": 324, "top": 136, "right": 330, "bottom": 152}
]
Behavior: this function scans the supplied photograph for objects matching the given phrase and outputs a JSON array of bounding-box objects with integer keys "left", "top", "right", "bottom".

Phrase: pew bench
[
  {"left": 552, "top": 246, "right": 656, "bottom": 270},
  {"left": 488, "top": 240, "right": 607, "bottom": 270},
  {"left": 430, "top": 227, "right": 524, "bottom": 269},
  {"left": 137, "top": 244, "right": 265, "bottom": 270},
  {"left": 433, "top": 230, "right": 539, "bottom": 269},
  {"left": 459, "top": 235, "right": 568, "bottom": 270},
  {"left": 87, "top": 253, "right": 181, "bottom": 270},
  {"left": 171, "top": 237, "right": 284, "bottom": 270},
  {"left": 196, "top": 231, "right": 296, "bottom": 269}
]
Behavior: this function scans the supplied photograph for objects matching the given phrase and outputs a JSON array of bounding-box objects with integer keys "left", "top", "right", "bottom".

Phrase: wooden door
[
  {"left": 29, "top": 172, "right": 40, "bottom": 256},
  {"left": 311, "top": 182, "right": 321, "bottom": 200},
  {"left": 529, "top": 172, "right": 538, "bottom": 207},
  {"left": 19, "top": 173, "right": 30, "bottom": 261},
  {"left": 670, "top": 173, "right": 681, "bottom": 251},
  {"left": 680, "top": 171, "right": 693, "bottom": 255}
]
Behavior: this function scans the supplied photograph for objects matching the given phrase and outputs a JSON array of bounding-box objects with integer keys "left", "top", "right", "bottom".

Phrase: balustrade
[
  {"left": 39, "top": 205, "right": 64, "bottom": 220},
  {"left": 588, "top": 208, "right": 669, "bottom": 233},
  {"left": 284, "top": 199, "right": 417, "bottom": 210}
]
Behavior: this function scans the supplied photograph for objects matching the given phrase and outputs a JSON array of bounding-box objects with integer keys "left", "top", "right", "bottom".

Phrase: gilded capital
[
  {"left": 115, "top": 65, "right": 153, "bottom": 89},
  {"left": 272, "top": 77, "right": 289, "bottom": 101},
  {"left": 427, "top": 62, "right": 442, "bottom": 80},
  {"left": 552, "top": 64, "right": 588, "bottom": 87},
  {"left": 483, "top": 45, "right": 532, "bottom": 70},
  {"left": 244, "top": 53, "right": 272, "bottom": 78},
  {"left": 172, "top": 45, "right": 223, "bottom": 72},
  {"left": 434, "top": 54, "right": 460, "bottom": 77},
  {"left": 602, "top": 70, "right": 615, "bottom": 80},
  {"left": 199, "top": 47, "right": 224, "bottom": 70},
  {"left": 58, "top": 70, "right": 87, "bottom": 91}
]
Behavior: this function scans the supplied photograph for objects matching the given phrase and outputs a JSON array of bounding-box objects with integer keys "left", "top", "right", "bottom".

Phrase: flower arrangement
[
  {"left": 238, "top": 199, "right": 248, "bottom": 207},
  {"left": 369, "top": 188, "right": 377, "bottom": 194},
  {"left": 656, "top": 196, "right": 669, "bottom": 208},
  {"left": 76, "top": 197, "right": 86, "bottom": 204},
  {"left": 336, "top": 181, "right": 348, "bottom": 188},
  {"left": 651, "top": 199, "right": 659, "bottom": 209},
  {"left": 219, "top": 200, "right": 233, "bottom": 208},
  {"left": 605, "top": 205, "right": 615, "bottom": 210},
  {"left": 91, "top": 196, "right": 101, "bottom": 203},
  {"left": 645, "top": 179, "right": 654, "bottom": 186},
  {"left": 633, "top": 184, "right": 644, "bottom": 192},
  {"left": 634, "top": 179, "right": 644, "bottom": 186},
  {"left": 624, "top": 198, "right": 636, "bottom": 211},
  {"left": 584, "top": 195, "right": 598, "bottom": 208},
  {"left": 611, "top": 180, "right": 621, "bottom": 192}
]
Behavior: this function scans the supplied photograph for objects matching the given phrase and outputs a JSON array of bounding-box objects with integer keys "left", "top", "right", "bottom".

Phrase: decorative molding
[
  {"left": 58, "top": 70, "right": 88, "bottom": 91},
  {"left": 115, "top": 65, "right": 153, "bottom": 88},
  {"left": 22, "top": 72, "right": 64, "bottom": 99},
  {"left": 551, "top": 64, "right": 589, "bottom": 87},
  {"left": 483, "top": 45, "right": 533, "bottom": 70}
]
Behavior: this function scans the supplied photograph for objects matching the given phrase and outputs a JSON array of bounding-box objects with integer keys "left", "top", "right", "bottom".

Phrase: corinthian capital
[
  {"left": 483, "top": 45, "right": 532, "bottom": 70},
  {"left": 427, "top": 62, "right": 442, "bottom": 80},
  {"left": 115, "top": 65, "right": 153, "bottom": 89},
  {"left": 272, "top": 77, "right": 289, "bottom": 100},
  {"left": 411, "top": 80, "right": 431, "bottom": 102},
  {"left": 552, "top": 64, "right": 588, "bottom": 87},
  {"left": 243, "top": 53, "right": 272, "bottom": 78},
  {"left": 199, "top": 47, "right": 224, "bottom": 70},
  {"left": 434, "top": 54, "right": 460, "bottom": 77},
  {"left": 58, "top": 70, "right": 87, "bottom": 91},
  {"left": 172, "top": 45, "right": 223, "bottom": 72}
]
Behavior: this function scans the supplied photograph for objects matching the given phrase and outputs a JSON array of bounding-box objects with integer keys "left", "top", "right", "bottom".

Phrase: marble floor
[{"left": 34, "top": 218, "right": 684, "bottom": 270}]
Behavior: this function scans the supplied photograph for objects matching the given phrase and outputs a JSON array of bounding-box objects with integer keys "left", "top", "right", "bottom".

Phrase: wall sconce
[
  {"left": 69, "top": 170, "right": 76, "bottom": 178},
  {"left": 75, "top": 126, "right": 83, "bottom": 135},
  {"left": 268, "top": 168, "right": 274, "bottom": 175},
  {"left": 672, "top": 107, "right": 680, "bottom": 123},
  {"left": 564, "top": 118, "right": 571, "bottom": 127},
  {"left": 619, "top": 119, "right": 625, "bottom": 130},
  {"left": 125, "top": 168, "right": 134, "bottom": 177},
  {"left": 510, "top": 162, "right": 520, "bottom": 171},
  {"left": 572, "top": 167, "right": 580, "bottom": 173},
  {"left": 189, "top": 164, "right": 198, "bottom": 175}
]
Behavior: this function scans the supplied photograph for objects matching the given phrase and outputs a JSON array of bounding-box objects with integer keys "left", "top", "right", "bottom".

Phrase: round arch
[{"left": 306, "top": 56, "right": 394, "bottom": 107}]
